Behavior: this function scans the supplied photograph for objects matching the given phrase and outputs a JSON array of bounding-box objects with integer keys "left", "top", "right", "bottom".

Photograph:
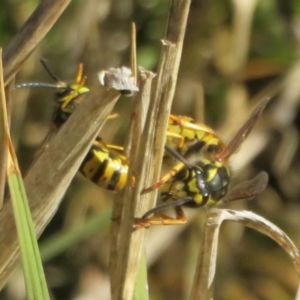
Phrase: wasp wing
[
  {"left": 223, "top": 171, "right": 269, "bottom": 202},
  {"left": 216, "top": 97, "right": 270, "bottom": 161}
]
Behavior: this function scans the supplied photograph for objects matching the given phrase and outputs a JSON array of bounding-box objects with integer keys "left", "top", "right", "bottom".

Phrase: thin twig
[
  {"left": 110, "top": 68, "right": 155, "bottom": 300},
  {"left": 190, "top": 208, "right": 300, "bottom": 300},
  {"left": 0, "top": 52, "right": 12, "bottom": 209},
  {"left": 3, "top": 0, "right": 71, "bottom": 85}
]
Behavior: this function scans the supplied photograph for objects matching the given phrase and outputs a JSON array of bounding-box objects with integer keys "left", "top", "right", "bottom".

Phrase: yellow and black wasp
[
  {"left": 135, "top": 99, "right": 270, "bottom": 228},
  {"left": 15, "top": 59, "right": 89, "bottom": 127},
  {"left": 15, "top": 60, "right": 129, "bottom": 191}
]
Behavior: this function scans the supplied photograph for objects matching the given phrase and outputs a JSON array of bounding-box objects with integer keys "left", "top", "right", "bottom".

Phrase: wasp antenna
[
  {"left": 14, "top": 82, "right": 61, "bottom": 90},
  {"left": 165, "top": 144, "right": 193, "bottom": 169},
  {"left": 40, "top": 59, "right": 61, "bottom": 82}
]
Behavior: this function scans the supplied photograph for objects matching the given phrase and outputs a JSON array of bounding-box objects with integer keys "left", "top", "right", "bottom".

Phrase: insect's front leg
[
  {"left": 134, "top": 206, "right": 187, "bottom": 229},
  {"left": 142, "top": 162, "right": 185, "bottom": 194}
]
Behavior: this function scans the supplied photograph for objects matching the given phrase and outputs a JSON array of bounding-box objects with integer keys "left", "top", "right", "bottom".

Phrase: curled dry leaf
[
  {"left": 98, "top": 67, "right": 139, "bottom": 97},
  {"left": 190, "top": 208, "right": 300, "bottom": 300}
]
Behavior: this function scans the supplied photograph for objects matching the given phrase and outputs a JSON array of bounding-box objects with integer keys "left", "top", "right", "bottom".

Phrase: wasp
[
  {"left": 15, "top": 59, "right": 90, "bottom": 127},
  {"left": 135, "top": 98, "right": 270, "bottom": 228},
  {"left": 15, "top": 61, "right": 129, "bottom": 191}
]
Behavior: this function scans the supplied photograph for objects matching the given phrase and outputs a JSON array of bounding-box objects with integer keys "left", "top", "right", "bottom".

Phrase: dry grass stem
[
  {"left": 131, "top": 23, "right": 137, "bottom": 85},
  {"left": 272, "top": 59, "right": 300, "bottom": 126},
  {"left": 0, "top": 78, "right": 15, "bottom": 209},
  {"left": 110, "top": 69, "right": 155, "bottom": 299},
  {"left": 231, "top": 0, "right": 258, "bottom": 72},
  {"left": 3, "top": 0, "right": 71, "bottom": 85},
  {"left": 0, "top": 52, "right": 10, "bottom": 209},
  {"left": 296, "top": 285, "right": 300, "bottom": 300},
  {"left": 190, "top": 208, "right": 300, "bottom": 300},
  {"left": 0, "top": 84, "right": 120, "bottom": 289},
  {"left": 109, "top": 0, "right": 191, "bottom": 299},
  {"left": 272, "top": 125, "right": 299, "bottom": 175}
]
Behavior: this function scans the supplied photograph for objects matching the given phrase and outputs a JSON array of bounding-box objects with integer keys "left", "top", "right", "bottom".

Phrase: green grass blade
[
  {"left": 133, "top": 253, "right": 149, "bottom": 300},
  {"left": 8, "top": 159, "right": 50, "bottom": 299},
  {"left": 8, "top": 169, "right": 50, "bottom": 300},
  {"left": 1, "top": 49, "right": 50, "bottom": 300}
]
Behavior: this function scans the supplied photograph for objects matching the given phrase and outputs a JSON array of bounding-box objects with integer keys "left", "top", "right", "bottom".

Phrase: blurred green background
[{"left": 1, "top": 0, "right": 300, "bottom": 299}]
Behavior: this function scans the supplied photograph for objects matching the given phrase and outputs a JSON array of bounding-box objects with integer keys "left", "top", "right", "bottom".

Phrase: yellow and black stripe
[{"left": 79, "top": 138, "right": 128, "bottom": 191}]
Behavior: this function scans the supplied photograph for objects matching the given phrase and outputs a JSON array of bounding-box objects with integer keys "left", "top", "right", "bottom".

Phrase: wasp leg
[
  {"left": 61, "top": 63, "right": 87, "bottom": 109},
  {"left": 93, "top": 138, "right": 127, "bottom": 162},
  {"left": 75, "top": 63, "right": 84, "bottom": 83},
  {"left": 105, "top": 144, "right": 125, "bottom": 152},
  {"left": 134, "top": 206, "right": 187, "bottom": 229},
  {"left": 166, "top": 131, "right": 185, "bottom": 149},
  {"left": 169, "top": 114, "right": 214, "bottom": 133},
  {"left": 142, "top": 161, "right": 185, "bottom": 194},
  {"left": 107, "top": 113, "right": 119, "bottom": 120}
]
